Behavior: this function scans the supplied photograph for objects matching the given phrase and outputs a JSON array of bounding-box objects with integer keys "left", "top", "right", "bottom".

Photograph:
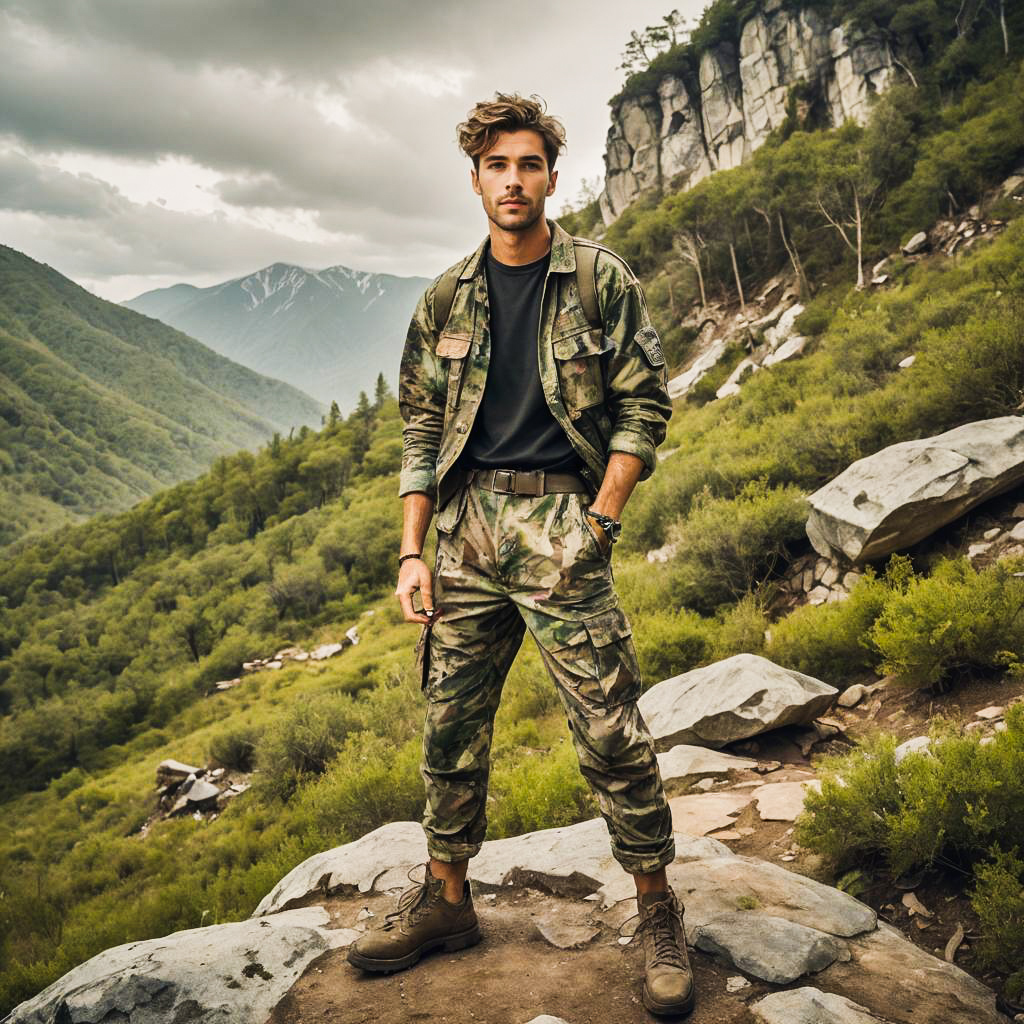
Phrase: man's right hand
[{"left": 395, "top": 556, "right": 436, "bottom": 624}]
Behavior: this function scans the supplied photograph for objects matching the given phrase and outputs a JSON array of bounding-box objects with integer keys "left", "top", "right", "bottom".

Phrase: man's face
[{"left": 471, "top": 129, "right": 557, "bottom": 233}]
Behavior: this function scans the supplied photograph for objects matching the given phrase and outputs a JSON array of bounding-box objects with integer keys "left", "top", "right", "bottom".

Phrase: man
[{"left": 347, "top": 93, "right": 693, "bottom": 1017}]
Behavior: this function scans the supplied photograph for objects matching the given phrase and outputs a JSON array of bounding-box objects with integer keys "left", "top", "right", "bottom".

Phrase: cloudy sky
[{"left": 0, "top": 0, "right": 705, "bottom": 301}]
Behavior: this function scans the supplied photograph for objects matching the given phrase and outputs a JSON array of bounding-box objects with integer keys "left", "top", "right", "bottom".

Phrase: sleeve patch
[{"left": 634, "top": 326, "right": 665, "bottom": 368}]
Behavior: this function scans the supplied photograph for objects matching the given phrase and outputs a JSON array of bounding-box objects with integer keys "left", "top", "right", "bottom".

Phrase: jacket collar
[{"left": 458, "top": 218, "right": 576, "bottom": 281}]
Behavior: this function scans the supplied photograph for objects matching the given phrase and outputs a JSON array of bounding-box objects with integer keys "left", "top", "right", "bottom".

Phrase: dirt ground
[{"left": 269, "top": 886, "right": 763, "bottom": 1024}]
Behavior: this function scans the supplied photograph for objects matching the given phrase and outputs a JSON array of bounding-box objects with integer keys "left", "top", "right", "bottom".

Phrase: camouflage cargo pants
[{"left": 417, "top": 475, "right": 675, "bottom": 875}]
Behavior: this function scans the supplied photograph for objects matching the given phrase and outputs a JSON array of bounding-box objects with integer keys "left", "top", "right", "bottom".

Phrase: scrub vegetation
[{"left": 3, "top": 0, "right": 1024, "bottom": 1012}]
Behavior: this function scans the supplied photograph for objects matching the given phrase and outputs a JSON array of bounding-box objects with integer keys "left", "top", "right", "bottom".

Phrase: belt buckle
[{"left": 493, "top": 469, "right": 516, "bottom": 494}]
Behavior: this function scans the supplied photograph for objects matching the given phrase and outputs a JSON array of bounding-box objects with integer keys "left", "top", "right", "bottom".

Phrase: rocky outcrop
[
  {"left": 10, "top": 805, "right": 1003, "bottom": 1024},
  {"left": 637, "top": 653, "right": 837, "bottom": 749},
  {"left": 6, "top": 907, "right": 357, "bottom": 1024},
  {"left": 602, "top": 1, "right": 895, "bottom": 221},
  {"left": 806, "top": 416, "right": 1024, "bottom": 563}
]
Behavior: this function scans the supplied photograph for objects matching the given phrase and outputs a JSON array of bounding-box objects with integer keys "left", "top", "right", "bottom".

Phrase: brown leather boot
[
  {"left": 347, "top": 863, "right": 481, "bottom": 974},
  {"left": 633, "top": 888, "right": 695, "bottom": 1017}
]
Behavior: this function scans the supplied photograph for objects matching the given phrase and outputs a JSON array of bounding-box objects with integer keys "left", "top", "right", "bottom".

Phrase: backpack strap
[
  {"left": 573, "top": 240, "right": 601, "bottom": 330},
  {"left": 572, "top": 237, "right": 639, "bottom": 330},
  {"left": 434, "top": 238, "right": 623, "bottom": 333},
  {"left": 431, "top": 263, "right": 463, "bottom": 334}
]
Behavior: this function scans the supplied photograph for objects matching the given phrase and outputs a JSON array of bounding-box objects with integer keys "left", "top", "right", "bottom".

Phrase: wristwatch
[{"left": 585, "top": 509, "right": 621, "bottom": 544}]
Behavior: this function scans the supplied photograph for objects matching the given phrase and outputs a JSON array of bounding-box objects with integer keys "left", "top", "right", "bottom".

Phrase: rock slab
[
  {"left": 752, "top": 779, "right": 822, "bottom": 821},
  {"left": 638, "top": 653, "right": 837, "bottom": 749},
  {"left": 6, "top": 907, "right": 356, "bottom": 1024},
  {"left": 668, "top": 855, "right": 877, "bottom": 940},
  {"left": 806, "top": 416, "right": 1024, "bottom": 562},
  {"left": 695, "top": 912, "right": 849, "bottom": 983},
  {"left": 823, "top": 922, "right": 1004, "bottom": 1024},
  {"left": 752, "top": 986, "right": 893, "bottom": 1023},
  {"left": 253, "top": 820, "right": 426, "bottom": 915}
]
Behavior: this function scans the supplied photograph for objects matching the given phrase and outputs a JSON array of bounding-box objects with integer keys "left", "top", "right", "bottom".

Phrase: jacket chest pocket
[
  {"left": 437, "top": 333, "right": 472, "bottom": 410},
  {"left": 552, "top": 327, "right": 608, "bottom": 419}
]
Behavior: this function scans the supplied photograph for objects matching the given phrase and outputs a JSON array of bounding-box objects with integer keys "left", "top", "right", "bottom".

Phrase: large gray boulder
[
  {"left": 6, "top": 907, "right": 357, "bottom": 1024},
  {"left": 638, "top": 653, "right": 837, "bottom": 749},
  {"left": 694, "top": 912, "right": 849, "bottom": 984},
  {"left": 667, "top": 854, "right": 877, "bottom": 940},
  {"left": 253, "top": 820, "right": 426, "bottom": 915},
  {"left": 256, "top": 818, "right": 733, "bottom": 915},
  {"left": 807, "top": 416, "right": 1024, "bottom": 562}
]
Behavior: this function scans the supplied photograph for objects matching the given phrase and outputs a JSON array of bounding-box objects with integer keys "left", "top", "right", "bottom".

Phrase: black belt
[{"left": 469, "top": 467, "right": 588, "bottom": 497}]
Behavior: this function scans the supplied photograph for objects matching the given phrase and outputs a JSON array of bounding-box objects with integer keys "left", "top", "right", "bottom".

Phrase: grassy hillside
[
  {"left": 0, "top": 245, "right": 325, "bottom": 546},
  {"left": 3, "top": 15, "right": 1024, "bottom": 1016}
]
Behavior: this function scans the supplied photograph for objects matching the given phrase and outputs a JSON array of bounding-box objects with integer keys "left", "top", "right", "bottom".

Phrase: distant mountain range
[
  {"left": 0, "top": 244, "right": 324, "bottom": 547},
  {"left": 124, "top": 262, "right": 430, "bottom": 409}
]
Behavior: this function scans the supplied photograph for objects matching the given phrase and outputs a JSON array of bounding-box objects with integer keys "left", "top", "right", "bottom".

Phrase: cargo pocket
[
  {"left": 438, "top": 332, "right": 472, "bottom": 411},
  {"left": 553, "top": 328, "right": 610, "bottom": 420},
  {"left": 414, "top": 622, "right": 433, "bottom": 693},
  {"left": 434, "top": 477, "right": 469, "bottom": 535},
  {"left": 582, "top": 606, "right": 641, "bottom": 707},
  {"left": 575, "top": 495, "right": 612, "bottom": 562}
]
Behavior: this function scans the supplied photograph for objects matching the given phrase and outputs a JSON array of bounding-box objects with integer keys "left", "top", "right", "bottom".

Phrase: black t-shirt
[{"left": 459, "top": 247, "right": 581, "bottom": 473}]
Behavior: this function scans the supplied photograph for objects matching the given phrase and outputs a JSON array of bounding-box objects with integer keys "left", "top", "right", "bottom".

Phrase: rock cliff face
[{"left": 601, "top": 0, "right": 895, "bottom": 222}]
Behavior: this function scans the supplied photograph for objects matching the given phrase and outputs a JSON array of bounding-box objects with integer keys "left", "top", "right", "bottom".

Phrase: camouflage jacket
[{"left": 398, "top": 219, "right": 671, "bottom": 524}]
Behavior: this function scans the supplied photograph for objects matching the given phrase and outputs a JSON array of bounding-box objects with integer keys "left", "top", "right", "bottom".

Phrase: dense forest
[
  {"left": 0, "top": 246, "right": 324, "bottom": 547},
  {"left": 2, "top": 0, "right": 1023, "bottom": 1014}
]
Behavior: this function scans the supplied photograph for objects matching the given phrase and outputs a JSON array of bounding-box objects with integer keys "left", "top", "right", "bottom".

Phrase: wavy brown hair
[{"left": 456, "top": 93, "right": 566, "bottom": 170}]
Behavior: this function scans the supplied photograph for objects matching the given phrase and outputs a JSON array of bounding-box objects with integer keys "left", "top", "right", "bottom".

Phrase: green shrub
[
  {"left": 666, "top": 480, "right": 809, "bottom": 613},
  {"left": 486, "top": 738, "right": 597, "bottom": 838},
  {"left": 870, "top": 557, "right": 1024, "bottom": 688},
  {"left": 767, "top": 568, "right": 889, "bottom": 682},
  {"left": 196, "top": 624, "right": 262, "bottom": 685},
  {"left": 712, "top": 594, "right": 768, "bottom": 660},
  {"left": 972, "top": 848, "right": 1024, "bottom": 986},
  {"left": 798, "top": 704, "right": 1024, "bottom": 879},
  {"left": 298, "top": 732, "right": 424, "bottom": 841},
  {"left": 633, "top": 608, "right": 713, "bottom": 684},
  {"left": 208, "top": 723, "right": 262, "bottom": 771},
  {"left": 254, "top": 695, "right": 363, "bottom": 800}
]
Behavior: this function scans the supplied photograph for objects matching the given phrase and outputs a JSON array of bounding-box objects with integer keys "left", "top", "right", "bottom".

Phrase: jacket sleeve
[
  {"left": 596, "top": 253, "right": 672, "bottom": 479},
  {"left": 398, "top": 282, "right": 446, "bottom": 499}
]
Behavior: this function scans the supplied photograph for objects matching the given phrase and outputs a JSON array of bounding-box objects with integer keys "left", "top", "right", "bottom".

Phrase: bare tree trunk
[
  {"left": 854, "top": 187, "right": 865, "bottom": 291},
  {"left": 887, "top": 40, "right": 919, "bottom": 87},
  {"left": 673, "top": 232, "right": 707, "bottom": 309},
  {"left": 777, "top": 212, "right": 810, "bottom": 298},
  {"left": 955, "top": 0, "right": 969, "bottom": 35},
  {"left": 998, "top": 0, "right": 1009, "bottom": 54},
  {"left": 729, "top": 241, "right": 746, "bottom": 309}
]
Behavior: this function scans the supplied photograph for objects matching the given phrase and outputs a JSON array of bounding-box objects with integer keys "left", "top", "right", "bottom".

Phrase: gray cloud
[
  {"left": 0, "top": 147, "right": 125, "bottom": 217},
  {"left": 0, "top": 0, "right": 703, "bottom": 297},
  {"left": 2, "top": 1, "right": 578, "bottom": 80}
]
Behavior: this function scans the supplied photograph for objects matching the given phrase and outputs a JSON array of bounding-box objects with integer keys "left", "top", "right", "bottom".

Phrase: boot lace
[
  {"left": 618, "top": 898, "right": 686, "bottom": 969},
  {"left": 382, "top": 864, "right": 440, "bottom": 930}
]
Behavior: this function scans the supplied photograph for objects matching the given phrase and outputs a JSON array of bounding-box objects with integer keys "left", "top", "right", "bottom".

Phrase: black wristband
[{"left": 398, "top": 552, "right": 423, "bottom": 567}]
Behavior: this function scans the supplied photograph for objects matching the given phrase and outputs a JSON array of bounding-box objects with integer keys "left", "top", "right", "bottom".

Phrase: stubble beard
[{"left": 487, "top": 197, "right": 545, "bottom": 234}]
